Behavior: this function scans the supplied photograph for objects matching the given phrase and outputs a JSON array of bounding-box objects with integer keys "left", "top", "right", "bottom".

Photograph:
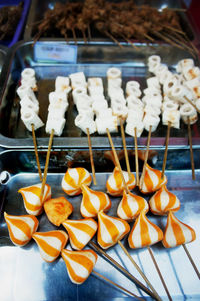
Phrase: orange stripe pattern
[
  {"left": 62, "top": 167, "right": 92, "bottom": 196},
  {"left": 106, "top": 167, "right": 136, "bottom": 196},
  {"left": 97, "top": 211, "right": 130, "bottom": 249},
  {"left": 139, "top": 164, "right": 167, "bottom": 194},
  {"left": 128, "top": 211, "right": 163, "bottom": 248},
  {"left": 4, "top": 212, "right": 39, "bottom": 246},
  {"left": 61, "top": 249, "right": 98, "bottom": 284},
  {"left": 62, "top": 218, "right": 98, "bottom": 250},
  {"left": 18, "top": 183, "right": 51, "bottom": 216},
  {"left": 149, "top": 185, "right": 180, "bottom": 215},
  {"left": 117, "top": 190, "right": 149, "bottom": 220},
  {"left": 80, "top": 184, "right": 111, "bottom": 218},
  {"left": 162, "top": 211, "right": 196, "bottom": 248},
  {"left": 33, "top": 230, "right": 68, "bottom": 262}
]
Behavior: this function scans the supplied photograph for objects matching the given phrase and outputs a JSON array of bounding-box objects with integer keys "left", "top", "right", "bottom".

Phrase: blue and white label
[{"left": 34, "top": 42, "right": 77, "bottom": 63}]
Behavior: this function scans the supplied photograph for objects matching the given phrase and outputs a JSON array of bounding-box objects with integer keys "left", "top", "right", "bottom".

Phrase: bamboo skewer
[
  {"left": 144, "top": 33, "right": 155, "bottom": 42},
  {"left": 171, "top": 30, "right": 198, "bottom": 56},
  {"left": 82, "top": 29, "right": 87, "bottom": 44},
  {"left": 40, "top": 129, "right": 54, "bottom": 199},
  {"left": 72, "top": 28, "right": 77, "bottom": 44},
  {"left": 152, "top": 31, "right": 185, "bottom": 51},
  {"left": 163, "top": 24, "right": 185, "bottom": 35},
  {"left": 31, "top": 124, "right": 42, "bottom": 182},
  {"left": 184, "top": 96, "right": 200, "bottom": 114},
  {"left": 187, "top": 118, "right": 195, "bottom": 180},
  {"left": 87, "top": 25, "right": 92, "bottom": 40},
  {"left": 106, "top": 128, "right": 129, "bottom": 194},
  {"left": 89, "top": 241, "right": 158, "bottom": 300},
  {"left": 120, "top": 118, "right": 132, "bottom": 180},
  {"left": 86, "top": 128, "right": 97, "bottom": 185},
  {"left": 106, "top": 128, "right": 161, "bottom": 300},
  {"left": 163, "top": 31, "right": 196, "bottom": 56},
  {"left": 120, "top": 34, "right": 139, "bottom": 51},
  {"left": 118, "top": 240, "right": 161, "bottom": 301},
  {"left": 161, "top": 122, "right": 171, "bottom": 179},
  {"left": 93, "top": 270, "right": 144, "bottom": 300},
  {"left": 182, "top": 244, "right": 200, "bottom": 280},
  {"left": 134, "top": 127, "right": 140, "bottom": 187},
  {"left": 147, "top": 246, "right": 172, "bottom": 301},
  {"left": 105, "top": 31, "right": 123, "bottom": 49},
  {"left": 139, "top": 125, "right": 152, "bottom": 189},
  {"left": 184, "top": 35, "right": 199, "bottom": 57}
]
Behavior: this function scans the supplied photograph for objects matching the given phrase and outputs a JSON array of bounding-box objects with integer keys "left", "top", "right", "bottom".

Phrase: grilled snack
[{"left": 44, "top": 197, "right": 73, "bottom": 226}]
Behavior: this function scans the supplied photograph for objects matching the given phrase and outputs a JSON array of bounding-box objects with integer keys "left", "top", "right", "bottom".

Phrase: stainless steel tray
[
  {"left": 24, "top": 0, "right": 195, "bottom": 43},
  {"left": 0, "top": 149, "right": 199, "bottom": 300},
  {"left": 1, "top": 40, "right": 200, "bottom": 149}
]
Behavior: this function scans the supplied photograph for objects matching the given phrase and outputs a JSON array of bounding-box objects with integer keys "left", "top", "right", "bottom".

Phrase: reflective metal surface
[
  {"left": 0, "top": 40, "right": 200, "bottom": 149},
  {"left": 0, "top": 150, "right": 200, "bottom": 300},
  {"left": 24, "top": 0, "right": 194, "bottom": 41},
  {"left": 0, "top": 45, "right": 8, "bottom": 73}
]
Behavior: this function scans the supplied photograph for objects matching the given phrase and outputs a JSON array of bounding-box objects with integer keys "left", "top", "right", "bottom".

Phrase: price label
[{"left": 34, "top": 42, "right": 77, "bottom": 63}]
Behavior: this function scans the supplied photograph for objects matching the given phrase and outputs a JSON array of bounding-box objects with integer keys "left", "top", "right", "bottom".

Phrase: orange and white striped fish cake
[
  {"left": 4, "top": 212, "right": 39, "bottom": 246},
  {"left": 62, "top": 167, "right": 92, "bottom": 196},
  {"left": 117, "top": 190, "right": 149, "bottom": 221},
  {"left": 61, "top": 249, "right": 98, "bottom": 284},
  {"left": 128, "top": 211, "right": 163, "bottom": 249},
  {"left": 139, "top": 164, "right": 167, "bottom": 194},
  {"left": 97, "top": 211, "right": 130, "bottom": 249},
  {"left": 149, "top": 185, "right": 180, "bottom": 215},
  {"left": 80, "top": 184, "right": 111, "bottom": 218},
  {"left": 62, "top": 218, "right": 97, "bottom": 250},
  {"left": 106, "top": 167, "right": 136, "bottom": 196},
  {"left": 33, "top": 230, "right": 68, "bottom": 262},
  {"left": 18, "top": 183, "right": 51, "bottom": 216},
  {"left": 162, "top": 211, "right": 196, "bottom": 248}
]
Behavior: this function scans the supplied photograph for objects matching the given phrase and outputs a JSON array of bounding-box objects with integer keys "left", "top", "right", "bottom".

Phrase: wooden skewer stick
[
  {"left": 144, "top": 33, "right": 154, "bottom": 42},
  {"left": 167, "top": 7, "right": 187, "bottom": 12},
  {"left": 152, "top": 31, "right": 185, "bottom": 50},
  {"left": 134, "top": 127, "right": 140, "bottom": 187},
  {"left": 87, "top": 24, "right": 92, "bottom": 40},
  {"left": 164, "top": 25, "right": 185, "bottom": 35},
  {"left": 86, "top": 128, "right": 97, "bottom": 185},
  {"left": 31, "top": 124, "right": 42, "bottom": 182},
  {"left": 120, "top": 34, "right": 139, "bottom": 51},
  {"left": 106, "top": 128, "right": 129, "bottom": 194},
  {"left": 182, "top": 244, "right": 200, "bottom": 279},
  {"left": 118, "top": 240, "right": 161, "bottom": 301},
  {"left": 40, "top": 129, "right": 54, "bottom": 199},
  {"left": 161, "top": 122, "right": 171, "bottom": 179},
  {"left": 72, "top": 28, "right": 77, "bottom": 44},
  {"left": 182, "top": 32, "right": 199, "bottom": 56},
  {"left": 184, "top": 96, "right": 200, "bottom": 114},
  {"left": 163, "top": 31, "right": 196, "bottom": 56},
  {"left": 89, "top": 241, "right": 158, "bottom": 300},
  {"left": 120, "top": 118, "right": 132, "bottom": 180},
  {"left": 107, "top": 129, "right": 163, "bottom": 300},
  {"left": 82, "top": 29, "right": 87, "bottom": 44},
  {"left": 147, "top": 246, "right": 172, "bottom": 301},
  {"left": 105, "top": 31, "right": 123, "bottom": 49},
  {"left": 187, "top": 117, "right": 195, "bottom": 180},
  {"left": 93, "top": 270, "right": 144, "bottom": 300},
  {"left": 139, "top": 125, "right": 152, "bottom": 189}
]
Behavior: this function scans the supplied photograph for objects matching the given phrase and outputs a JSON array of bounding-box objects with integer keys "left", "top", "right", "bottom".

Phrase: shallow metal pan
[
  {"left": 24, "top": 0, "right": 195, "bottom": 43},
  {"left": 0, "top": 40, "right": 200, "bottom": 149},
  {"left": 0, "top": 149, "right": 199, "bottom": 300}
]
